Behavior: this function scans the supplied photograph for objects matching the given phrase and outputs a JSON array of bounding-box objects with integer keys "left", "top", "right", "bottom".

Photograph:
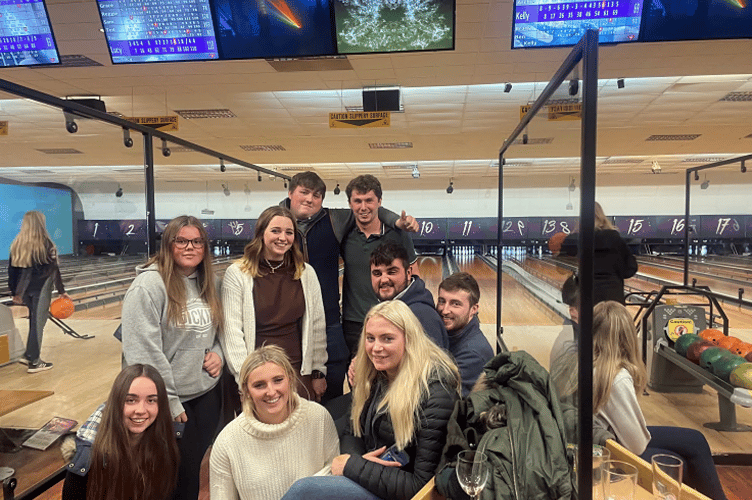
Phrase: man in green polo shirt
[{"left": 340, "top": 174, "right": 418, "bottom": 356}]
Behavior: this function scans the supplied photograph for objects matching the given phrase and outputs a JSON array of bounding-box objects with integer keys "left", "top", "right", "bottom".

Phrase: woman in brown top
[{"left": 221, "top": 206, "right": 328, "bottom": 402}]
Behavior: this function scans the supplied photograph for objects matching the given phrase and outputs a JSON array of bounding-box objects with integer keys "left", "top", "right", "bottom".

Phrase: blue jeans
[
  {"left": 23, "top": 277, "right": 53, "bottom": 363},
  {"left": 281, "top": 476, "right": 382, "bottom": 500}
]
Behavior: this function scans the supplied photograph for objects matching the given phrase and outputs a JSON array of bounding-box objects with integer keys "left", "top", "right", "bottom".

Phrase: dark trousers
[
  {"left": 342, "top": 320, "right": 363, "bottom": 359},
  {"left": 641, "top": 426, "right": 728, "bottom": 500},
  {"left": 172, "top": 382, "right": 222, "bottom": 500},
  {"left": 322, "top": 322, "right": 350, "bottom": 404},
  {"left": 23, "top": 277, "right": 52, "bottom": 363}
]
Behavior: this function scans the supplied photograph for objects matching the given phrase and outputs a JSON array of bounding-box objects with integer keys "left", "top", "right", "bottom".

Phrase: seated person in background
[
  {"left": 549, "top": 273, "right": 580, "bottom": 368},
  {"left": 283, "top": 300, "right": 461, "bottom": 500},
  {"left": 436, "top": 272, "right": 494, "bottom": 397},
  {"left": 210, "top": 345, "right": 339, "bottom": 500},
  {"left": 370, "top": 241, "right": 448, "bottom": 349},
  {"left": 555, "top": 301, "right": 728, "bottom": 500},
  {"left": 62, "top": 364, "right": 179, "bottom": 500}
]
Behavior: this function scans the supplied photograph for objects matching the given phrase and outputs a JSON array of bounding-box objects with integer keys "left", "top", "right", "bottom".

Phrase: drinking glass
[
  {"left": 652, "top": 454, "right": 683, "bottom": 500},
  {"left": 456, "top": 450, "right": 490, "bottom": 500},
  {"left": 592, "top": 446, "right": 611, "bottom": 500},
  {"left": 603, "top": 460, "right": 638, "bottom": 500}
]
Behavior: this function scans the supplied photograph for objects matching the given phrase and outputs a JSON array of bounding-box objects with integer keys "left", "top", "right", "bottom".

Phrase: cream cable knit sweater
[
  {"left": 220, "top": 262, "right": 328, "bottom": 383},
  {"left": 210, "top": 399, "right": 340, "bottom": 500}
]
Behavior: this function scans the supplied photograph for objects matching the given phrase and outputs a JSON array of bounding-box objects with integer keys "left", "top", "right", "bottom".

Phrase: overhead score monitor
[
  {"left": 512, "top": 0, "right": 645, "bottom": 48},
  {"left": 0, "top": 0, "right": 60, "bottom": 67},
  {"left": 96, "top": 0, "right": 219, "bottom": 63},
  {"left": 211, "top": 0, "right": 336, "bottom": 59},
  {"left": 640, "top": 0, "right": 752, "bottom": 43},
  {"left": 334, "top": 0, "right": 455, "bottom": 54}
]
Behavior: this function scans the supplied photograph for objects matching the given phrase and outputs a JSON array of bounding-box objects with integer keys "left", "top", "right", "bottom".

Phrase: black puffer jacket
[{"left": 341, "top": 374, "right": 459, "bottom": 500}]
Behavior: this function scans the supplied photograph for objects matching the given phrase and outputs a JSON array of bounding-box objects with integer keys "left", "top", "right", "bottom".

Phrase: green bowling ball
[
  {"left": 674, "top": 334, "right": 701, "bottom": 357},
  {"left": 699, "top": 347, "right": 733, "bottom": 370},
  {"left": 711, "top": 355, "right": 748, "bottom": 382},
  {"left": 730, "top": 363, "right": 752, "bottom": 390}
]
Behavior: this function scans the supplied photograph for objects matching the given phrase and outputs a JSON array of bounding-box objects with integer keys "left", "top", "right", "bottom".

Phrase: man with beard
[{"left": 437, "top": 272, "right": 494, "bottom": 397}]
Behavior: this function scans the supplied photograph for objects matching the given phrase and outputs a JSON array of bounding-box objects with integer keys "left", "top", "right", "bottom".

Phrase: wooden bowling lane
[
  {"left": 453, "top": 255, "right": 563, "bottom": 327},
  {"left": 415, "top": 255, "right": 444, "bottom": 296}
]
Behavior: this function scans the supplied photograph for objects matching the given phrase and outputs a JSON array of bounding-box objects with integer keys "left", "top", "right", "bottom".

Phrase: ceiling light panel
[{"left": 175, "top": 109, "right": 237, "bottom": 119}]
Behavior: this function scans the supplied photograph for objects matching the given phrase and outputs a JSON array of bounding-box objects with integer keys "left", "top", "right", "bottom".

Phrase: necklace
[{"left": 264, "top": 258, "right": 284, "bottom": 273}]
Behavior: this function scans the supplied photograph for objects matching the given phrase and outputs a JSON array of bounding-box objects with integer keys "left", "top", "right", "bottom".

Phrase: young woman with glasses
[{"left": 121, "top": 215, "right": 224, "bottom": 500}]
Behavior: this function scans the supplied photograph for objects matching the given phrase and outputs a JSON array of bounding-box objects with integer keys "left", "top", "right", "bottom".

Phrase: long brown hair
[
  {"left": 238, "top": 206, "right": 305, "bottom": 279},
  {"left": 145, "top": 215, "right": 223, "bottom": 328},
  {"left": 9, "top": 211, "right": 56, "bottom": 267},
  {"left": 87, "top": 364, "right": 179, "bottom": 500},
  {"left": 594, "top": 202, "right": 617, "bottom": 231}
]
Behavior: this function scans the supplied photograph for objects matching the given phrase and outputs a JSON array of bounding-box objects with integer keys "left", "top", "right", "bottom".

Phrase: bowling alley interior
[{"left": 2, "top": 0, "right": 752, "bottom": 499}]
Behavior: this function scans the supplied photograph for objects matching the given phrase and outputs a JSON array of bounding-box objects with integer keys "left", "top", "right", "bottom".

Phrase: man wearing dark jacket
[{"left": 370, "top": 241, "right": 448, "bottom": 349}]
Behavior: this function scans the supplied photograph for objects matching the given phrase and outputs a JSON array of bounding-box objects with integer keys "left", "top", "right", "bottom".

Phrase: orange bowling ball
[
  {"left": 717, "top": 336, "right": 743, "bottom": 351},
  {"left": 699, "top": 329, "right": 724, "bottom": 344},
  {"left": 50, "top": 296, "right": 75, "bottom": 319},
  {"left": 732, "top": 342, "right": 752, "bottom": 358},
  {"left": 548, "top": 232, "right": 567, "bottom": 254}
]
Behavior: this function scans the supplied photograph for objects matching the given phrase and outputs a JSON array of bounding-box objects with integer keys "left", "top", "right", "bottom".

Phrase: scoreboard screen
[{"left": 0, "top": 0, "right": 60, "bottom": 66}]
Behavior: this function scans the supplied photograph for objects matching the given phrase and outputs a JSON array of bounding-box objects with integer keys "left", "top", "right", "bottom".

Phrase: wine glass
[{"left": 456, "top": 450, "right": 489, "bottom": 500}]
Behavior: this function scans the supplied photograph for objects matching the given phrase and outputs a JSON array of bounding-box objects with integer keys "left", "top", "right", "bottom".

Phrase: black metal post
[
  {"left": 143, "top": 133, "right": 157, "bottom": 255},
  {"left": 497, "top": 153, "right": 504, "bottom": 350},
  {"left": 576, "top": 28, "right": 598, "bottom": 500},
  {"left": 684, "top": 170, "right": 691, "bottom": 286}
]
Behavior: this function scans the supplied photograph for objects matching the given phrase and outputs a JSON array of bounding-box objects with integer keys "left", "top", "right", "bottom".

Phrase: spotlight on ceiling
[
  {"left": 115, "top": 185, "right": 123, "bottom": 198},
  {"left": 222, "top": 184, "right": 231, "bottom": 196},
  {"left": 257, "top": 172, "right": 262, "bottom": 182},
  {"left": 568, "top": 78, "right": 579, "bottom": 96},
  {"left": 651, "top": 160, "right": 661, "bottom": 174},
  {"left": 284, "top": 180, "right": 288, "bottom": 189},
  {"left": 503, "top": 82, "right": 512, "bottom": 93},
  {"left": 333, "top": 183, "right": 341, "bottom": 195},
  {"left": 220, "top": 158, "right": 226, "bottom": 173},
  {"left": 701, "top": 178, "right": 710, "bottom": 190},
  {"left": 568, "top": 177, "right": 576, "bottom": 192},
  {"left": 411, "top": 165, "right": 420, "bottom": 179},
  {"left": 522, "top": 132, "right": 528, "bottom": 145},
  {"left": 694, "top": 171, "right": 700, "bottom": 181},
  {"left": 63, "top": 111, "right": 78, "bottom": 133},
  {"left": 566, "top": 202, "right": 573, "bottom": 211},
  {"left": 122, "top": 128, "right": 133, "bottom": 148},
  {"left": 161, "top": 139, "right": 170, "bottom": 157},
  {"left": 742, "top": 160, "right": 747, "bottom": 173},
  {"left": 617, "top": 78, "right": 625, "bottom": 89},
  {"left": 446, "top": 179, "right": 454, "bottom": 194}
]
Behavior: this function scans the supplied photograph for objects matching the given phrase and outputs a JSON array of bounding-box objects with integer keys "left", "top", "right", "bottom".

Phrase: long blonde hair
[
  {"left": 144, "top": 215, "right": 223, "bottom": 329},
  {"left": 594, "top": 202, "right": 617, "bottom": 231},
  {"left": 238, "top": 344, "right": 299, "bottom": 421},
  {"left": 351, "top": 301, "right": 460, "bottom": 450},
  {"left": 592, "top": 301, "right": 646, "bottom": 413},
  {"left": 238, "top": 206, "right": 305, "bottom": 279},
  {"left": 9, "top": 211, "right": 56, "bottom": 267}
]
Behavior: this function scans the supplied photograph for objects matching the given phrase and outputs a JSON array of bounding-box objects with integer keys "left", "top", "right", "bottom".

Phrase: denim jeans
[{"left": 281, "top": 475, "right": 382, "bottom": 500}]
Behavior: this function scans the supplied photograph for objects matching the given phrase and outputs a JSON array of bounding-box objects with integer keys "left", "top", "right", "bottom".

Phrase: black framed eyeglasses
[{"left": 173, "top": 237, "right": 205, "bottom": 249}]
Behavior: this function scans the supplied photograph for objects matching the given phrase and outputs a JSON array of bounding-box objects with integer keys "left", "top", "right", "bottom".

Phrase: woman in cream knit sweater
[{"left": 210, "top": 345, "right": 339, "bottom": 500}]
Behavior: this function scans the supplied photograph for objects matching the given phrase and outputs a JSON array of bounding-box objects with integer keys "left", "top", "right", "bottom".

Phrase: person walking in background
[
  {"left": 221, "top": 206, "right": 328, "bottom": 402},
  {"left": 8, "top": 210, "right": 70, "bottom": 373},
  {"left": 121, "top": 215, "right": 224, "bottom": 500},
  {"left": 560, "top": 202, "right": 638, "bottom": 304}
]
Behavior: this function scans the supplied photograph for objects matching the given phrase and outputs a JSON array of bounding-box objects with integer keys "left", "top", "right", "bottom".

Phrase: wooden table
[
  {"left": 0, "top": 391, "right": 54, "bottom": 418},
  {"left": 0, "top": 441, "right": 67, "bottom": 499}
]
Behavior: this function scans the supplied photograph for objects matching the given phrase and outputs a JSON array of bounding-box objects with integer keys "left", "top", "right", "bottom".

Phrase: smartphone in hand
[{"left": 379, "top": 444, "right": 410, "bottom": 466}]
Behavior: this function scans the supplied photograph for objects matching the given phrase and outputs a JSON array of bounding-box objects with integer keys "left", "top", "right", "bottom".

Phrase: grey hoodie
[{"left": 122, "top": 264, "right": 223, "bottom": 418}]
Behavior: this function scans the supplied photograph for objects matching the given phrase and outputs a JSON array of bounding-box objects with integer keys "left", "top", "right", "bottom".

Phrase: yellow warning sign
[
  {"left": 125, "top": 116, "right": 179, "bottom": 131},
  {"left": 329, "top": 111, "right": 390, "bottom": 129},
  {"left": 548, "top": 103, "right": 582, "bottom": 121},
  {"left": 0, "top": 121, "right": 7, "bottom": 136},
  {"left": 666, "top": 318, "right": 695, "bottom": 343},
  {"left": 519, "top": 105, "right": 532, "bottom": 121}
]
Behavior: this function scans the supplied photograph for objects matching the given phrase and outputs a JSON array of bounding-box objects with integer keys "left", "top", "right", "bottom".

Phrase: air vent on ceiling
[
  {"left": 36, "top": 148, "right": 83, "bottom": 154},
  {"left": 175, "top": 109, "right": 236, "bottom": 119},
  {"left": 369, "top": 142, "right": 413, "bottom": 149},
  {"left": 601, "top": 158, "right": 644, "bottom": 165},
  {"left": 240, "top": 145, "right": 286, "bottom": 152},
  {"left": 381, "top": 164, "right": 414, "bottom": 170},
  {"left": 545, "top": 98, "right": 581, "bottom": 105},
  {"left": 278, "top": 166, "right": 307, "bottom": 171},
  {"left": 21, "top": 169, "right": 54, "bottom": 174},
  {"left": 719, "top": 91, "right": 752, "bottom": 102},
  {"left": 266, "top": 55, "right": 353, "bottom": 72},
  {"left": 682, "top": 157, "right": 726, "bottom": 163},
  {"left": 56, "top": 55, "right": 103, "bottom": 67},
  {"left": 511, "top": 137, "right": 553, "bottom": 145},
  {"left": 501, "top": 162, "right": 533, "bottom": 167},
  {"left": 114, "top": 168, "right": 143, "bottom": 172},
  {"left": 646, "top": 134, "right": 700, "bottom": 141},
  {"left": 168, "top": 147, "right": 197, "bottom": 153}
]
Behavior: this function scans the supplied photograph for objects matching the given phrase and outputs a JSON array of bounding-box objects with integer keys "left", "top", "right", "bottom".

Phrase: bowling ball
[
  {"left": 729, "top": 363, "right": 752, "bottom": 390},
  {"left": 548, "top": 232, "right": 567, "bottom": 254},
  {"left": 50, "top": 296, "right": 75, "bottom": 319},
  {"left": 711, "top": 355, "right": 748, "bottom": 382},
  {"left": 686, "top": 340, "right": 715, "bottom": 364},
  {"left": 699, "top": 347, "right": 733, "bottom": 370},
  {"left": 673, "top": 334, "right": 701, "bottom": 357},
  {"left": 717, "top": 336, "right": 743, "bottom": 351},
  {"left": 699, "top": 329, "right": 724, "bottom": 344},
  {"left": 731, "top": 342, "right": 752, "bottom": 358},
  {"left": 746, "top": 351, "right": 752, "bottom": 363}
]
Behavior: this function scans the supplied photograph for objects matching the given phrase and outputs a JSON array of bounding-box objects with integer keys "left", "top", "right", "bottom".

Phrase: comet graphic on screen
[
  {"left": 265, "top": 0, "right": 301, "bottom": 28},
  {"left": 722, "top": 0, "right": 746, "bottom": 7}
]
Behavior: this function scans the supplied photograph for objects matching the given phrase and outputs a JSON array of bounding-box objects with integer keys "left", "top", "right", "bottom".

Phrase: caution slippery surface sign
[
  {"left": 125, "top": 116, "right": 179, "bottom": 131},
  {"left": 329, "top": 111, "right": 390, "bottom": 129}
]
